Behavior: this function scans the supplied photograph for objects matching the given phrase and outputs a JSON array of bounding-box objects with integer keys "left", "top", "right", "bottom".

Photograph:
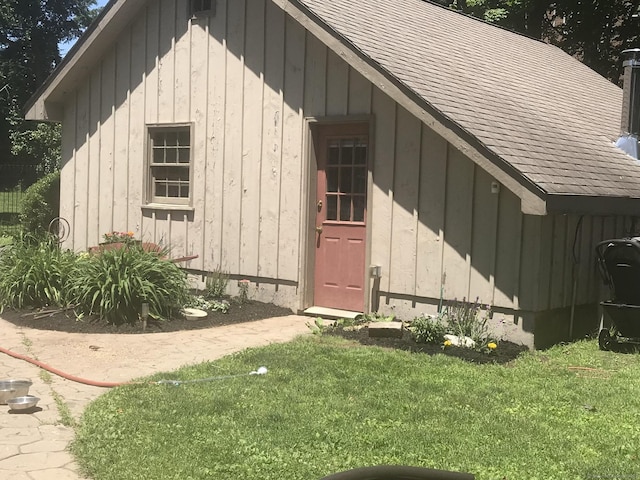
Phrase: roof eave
[
  {"left": 546, "top": 194, "right": 640, "bottom": 216},
  {"left": 24, "top": 0, "right": 148, "bottom": 122}
]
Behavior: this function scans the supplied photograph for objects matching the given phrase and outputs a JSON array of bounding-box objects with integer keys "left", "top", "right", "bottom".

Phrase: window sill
[{"left": 142, "top": 203, "right": 195, "bottom": 212}]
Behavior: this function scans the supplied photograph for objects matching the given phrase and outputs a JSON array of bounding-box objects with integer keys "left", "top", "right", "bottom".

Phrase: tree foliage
[
  {"left": 0, "top": 0, "right": 98, "bottom": 172},
  {"left": 437, "top": 0, "right": 640, "bottom": 81}
]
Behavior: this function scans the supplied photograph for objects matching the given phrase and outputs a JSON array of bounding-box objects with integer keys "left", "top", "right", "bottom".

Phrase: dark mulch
[
  {"left": 1, "top": 300, "right": 293, "bottom": 334},
  {"left": 326, "top": 326, "right": 530, "bottom": 365}
]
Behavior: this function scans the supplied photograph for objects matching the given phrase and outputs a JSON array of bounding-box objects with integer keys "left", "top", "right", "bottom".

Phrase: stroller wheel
[{"left": 598, "top": 328, "right": 612, "bottom": 351}]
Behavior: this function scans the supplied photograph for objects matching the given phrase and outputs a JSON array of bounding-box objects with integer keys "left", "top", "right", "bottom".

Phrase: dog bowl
[
  {"left": 7, "top": 395, "right": 40, "bottom": 411},
  {"left": 0, "top": 379, "right": 32, "bottom": 404},
  {"left": 182, "top": 307, "right": 208, "bottom": 320}
]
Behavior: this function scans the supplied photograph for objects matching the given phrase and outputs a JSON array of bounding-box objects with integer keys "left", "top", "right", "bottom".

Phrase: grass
[{"left": 72, "top": 336, "right": 640, "bottom": 480}]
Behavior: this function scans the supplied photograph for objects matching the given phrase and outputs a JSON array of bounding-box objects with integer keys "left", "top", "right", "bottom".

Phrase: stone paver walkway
[{"left": 0, "top": 314, "right": 310, "bottom": 479}]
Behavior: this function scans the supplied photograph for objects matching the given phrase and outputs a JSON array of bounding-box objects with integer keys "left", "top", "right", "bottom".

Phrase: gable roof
[{"left": 26, "top": 0, "right": 640, "bottom": 215}]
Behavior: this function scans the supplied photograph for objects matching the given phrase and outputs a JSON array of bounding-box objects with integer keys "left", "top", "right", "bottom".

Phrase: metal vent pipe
[{"left": 617, "top": 49, "right": 640, "bottom": 159}]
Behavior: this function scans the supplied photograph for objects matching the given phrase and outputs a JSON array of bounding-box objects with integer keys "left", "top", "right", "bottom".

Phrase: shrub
[
  {"left": 205, "top": 268, "right": 229, "bottom": 299},
  {"left": 68, "top": 245, "right": 190, "bottom": 325},
  {"left": 19, "top": 170, "right": 60, "bottom": 235},
  {"left": 410, "top": 313, "right": 447, "bottom": 344},
  {"left": 0, "top": 234, "right": 76, "bottom": 309}
]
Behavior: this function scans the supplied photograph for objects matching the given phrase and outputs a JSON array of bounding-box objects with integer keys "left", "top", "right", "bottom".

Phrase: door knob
[{"left": 315, "top": 226, "right": 323, "bottom": 233}]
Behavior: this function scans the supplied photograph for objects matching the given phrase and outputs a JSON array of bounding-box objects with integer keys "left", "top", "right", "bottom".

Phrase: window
[
  {"left": 147, "top": 125, "right": 192, "bottom": 205},
  {"left": 190, "top": 0, "right": 215, "bottom": 17}
]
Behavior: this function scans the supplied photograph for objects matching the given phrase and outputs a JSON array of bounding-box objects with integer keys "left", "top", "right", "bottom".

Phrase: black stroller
[{"left": 596, "top": 237, "right": 640, "bottom": 350}]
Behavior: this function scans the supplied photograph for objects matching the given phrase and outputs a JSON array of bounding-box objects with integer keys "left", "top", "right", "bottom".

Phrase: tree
[
  {"left": 0, "top": 0, "right": 98, "bottom": 177},
  {"left": 439, "top": 0, "right": 640, "bottom": 81}
]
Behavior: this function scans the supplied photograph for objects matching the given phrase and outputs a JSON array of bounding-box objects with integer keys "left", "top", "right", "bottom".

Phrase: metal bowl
[
  {"left": 0, "top": 379, "right": 32, "bottom": 405},
  {"left": 7, "top": 395, "right": 40, "bottom": 411}
]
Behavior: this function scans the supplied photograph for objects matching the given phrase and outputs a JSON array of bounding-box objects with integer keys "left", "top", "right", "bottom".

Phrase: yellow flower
[
  {"left": 487, "top": 342, "right": 497, "bottom": 350},
  {"left": 443, "top": 340, "right": 452, "bottom": 347}
]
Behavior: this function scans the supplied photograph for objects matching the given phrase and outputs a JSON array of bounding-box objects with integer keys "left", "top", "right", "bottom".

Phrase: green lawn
[{"left": 72, "top": 336, "right": 640, "bottom": 480}]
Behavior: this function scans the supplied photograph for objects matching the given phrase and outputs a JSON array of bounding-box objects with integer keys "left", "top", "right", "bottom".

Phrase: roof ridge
[{"left": 420, "top": 0, "right": 548, "bottom": 45}]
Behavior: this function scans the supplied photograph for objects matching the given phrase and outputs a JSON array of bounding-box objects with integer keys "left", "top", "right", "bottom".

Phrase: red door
[{"left": 314, "top": 123, "right": 368, "bottom": 312}]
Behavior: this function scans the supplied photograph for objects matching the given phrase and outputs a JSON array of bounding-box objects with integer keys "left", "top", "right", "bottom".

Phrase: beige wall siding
[{"left": 59, "top": 0, "right": 626, "bottom": 329}]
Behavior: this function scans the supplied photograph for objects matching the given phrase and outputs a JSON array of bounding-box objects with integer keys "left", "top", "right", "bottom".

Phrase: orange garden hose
[
  {"left": 1, "top": 346, "right": 268, "bottom": 387},
  {"left": 0, "top": 346, "right": 130, "bottom": 388}
]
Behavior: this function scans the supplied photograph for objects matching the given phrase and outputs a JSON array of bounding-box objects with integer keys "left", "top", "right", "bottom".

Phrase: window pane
[
  {"left": 165, "top": 132, "right": 178, "bottom": 146},
  {"left": 326, "top": 167, "right": 338, "bottom": 193},
  {"left": 163, "top": 148, "right": 176, "bottom": 164},
  {"left": 178, "top": 131, "right": 190, "bottom": 146},
  {"left": 340, "top": 167, "right": 352, "bottom": 194},
  {"left": 353, "top": 195, "right": 365, "bottom": 222},
  {"left": 168, "top": 184, "right": 180, "bottom": 197},
  {"left": 326, "top": 195, "right": 337, "bottom": 221},
  {"left": 153, "top": 148, "right": 165, "bottom": 164},
  {"left": 327, "top": 142, "right": 340, "bottom": 165},
  {"left": 353, "top": 167, "right": 367, "bottom": 194},
  {"left": 354, "top": 144, "right": 367, "bottom": 165},
  {"left": 341, "top": 141, "right": 354, "bottom": 165},
  {"left": 178, "top": 147, "right": 190, "bottom": 163},
  {"left": 340, "top": 195, "right": 351, "bottom": 221},
  {"left": 155, "top": 183, "right": 167, "bottom": 197}
]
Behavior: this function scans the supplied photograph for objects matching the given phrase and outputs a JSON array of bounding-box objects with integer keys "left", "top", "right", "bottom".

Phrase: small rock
[
  {"left": 444, "top": 334, "right": 476, "bottom": 348},
  {"left": 368, "top": 322, "right": 403, "bottom": 338}
]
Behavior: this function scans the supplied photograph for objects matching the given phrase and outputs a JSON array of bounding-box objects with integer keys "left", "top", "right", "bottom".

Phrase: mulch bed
[
  {"left": 326, "top": 326, "right": 530, "bottom": 365},
  {"left": 1, "top": 300, "right": 294, "bottom": 334}
]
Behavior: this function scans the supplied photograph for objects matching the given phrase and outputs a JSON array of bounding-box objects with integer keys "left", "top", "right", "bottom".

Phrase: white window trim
[{"left": 145, "top": 123, "right": 194, "bottom": 208}]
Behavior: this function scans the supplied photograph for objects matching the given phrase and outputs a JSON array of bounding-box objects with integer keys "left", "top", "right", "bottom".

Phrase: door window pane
[
  {"left": 353, "top": 196, "right": 365, "bottom": 222},
  {"left": 354, "top": 143, "right": 367, "bottom": 164},
  {"left": 353, "top": 167, "right": 367, "bottom": 194},
  {"left": 340, "top": 167, "right": 352, "bottom": 194},
  {"left": 340, "top": 196, "right": 351, "bottom": 221},
  {"left": 328, "top": 142, "right": 340, "bottom": 165},
  {"left": 326, "top": 195, "right": 338, "bottom": 221},
  {"left": 326, "top": 167, "right": 339, "bottom": 193}
]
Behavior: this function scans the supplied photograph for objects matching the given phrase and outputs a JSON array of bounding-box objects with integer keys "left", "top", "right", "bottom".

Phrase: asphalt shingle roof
[{"left": 298, "top": 0, "right": 639, "bottom": 198}]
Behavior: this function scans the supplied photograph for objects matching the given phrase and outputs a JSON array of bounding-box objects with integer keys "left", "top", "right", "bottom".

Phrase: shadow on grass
[{"left": 326, "top": 327, "right": 529, "bottom": 365}]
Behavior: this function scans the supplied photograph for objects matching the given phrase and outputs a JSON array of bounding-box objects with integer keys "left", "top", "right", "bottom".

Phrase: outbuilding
[{"left": 26, "top": 0, "right": 640, "bottom": 347}]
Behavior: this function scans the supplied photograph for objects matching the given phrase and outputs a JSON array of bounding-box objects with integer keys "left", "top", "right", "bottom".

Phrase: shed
[{"left": 26, "top": 0, "right": 640, "bottom": 347}]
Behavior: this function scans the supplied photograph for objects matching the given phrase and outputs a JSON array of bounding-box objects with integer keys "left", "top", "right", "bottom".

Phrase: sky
[{"left": 59, "top": 0, "right": 109, "bottom": 57}]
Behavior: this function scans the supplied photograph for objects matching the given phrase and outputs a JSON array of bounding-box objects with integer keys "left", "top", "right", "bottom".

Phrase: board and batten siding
[{"left": 60, "top": 0, "right": 626, "bottom": 342}]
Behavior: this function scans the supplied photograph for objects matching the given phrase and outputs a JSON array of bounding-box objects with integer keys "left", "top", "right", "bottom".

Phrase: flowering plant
[{"left": 102, "top": 231, "right": 136, "bottom": 244}]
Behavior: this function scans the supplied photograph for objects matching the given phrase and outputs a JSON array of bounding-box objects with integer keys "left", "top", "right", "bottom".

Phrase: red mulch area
[{"left": 0, "top": 300, "right": 293, "bottom": 335}]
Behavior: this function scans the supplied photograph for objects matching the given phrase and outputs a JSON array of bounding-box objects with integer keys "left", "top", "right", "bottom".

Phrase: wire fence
[{"left": 0, "top": 164, "right": 49, "bottom": 235}]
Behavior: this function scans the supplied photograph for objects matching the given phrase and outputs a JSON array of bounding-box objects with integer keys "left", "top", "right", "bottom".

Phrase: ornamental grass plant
[
  {"left": 0, "top": 234, "right": 76, "bottom": 309},
  {"left": 67, "top": 243, "right": 190, "bottom": 325}
]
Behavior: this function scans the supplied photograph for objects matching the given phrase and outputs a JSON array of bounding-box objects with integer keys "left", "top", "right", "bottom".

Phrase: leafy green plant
[
  {"left": 205, "top": 267, "right": 229, "bottom": 299},
  {"left": 18, "top": 170, "right": 60, "bottom": 235},
  {"left": 186, "top": 295, "right": 230, "bottom": 313},
  {"left": 442, "top": 298, "right": 497, "bottom": 351},
  {"left": 410, "top": 313, "right": 447, "bottom": 344},
  {"left": 306, "top": 317, "right": 326, "bottom": 335},
  {"left": 68, "top": 244, "right": 190, "bottom": 325},
  {"left": 0, "top": 234, "right": 76, "bottom": 309},
  {"left": 362, "top": 311, "right": 396, "bottom": 323}
]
